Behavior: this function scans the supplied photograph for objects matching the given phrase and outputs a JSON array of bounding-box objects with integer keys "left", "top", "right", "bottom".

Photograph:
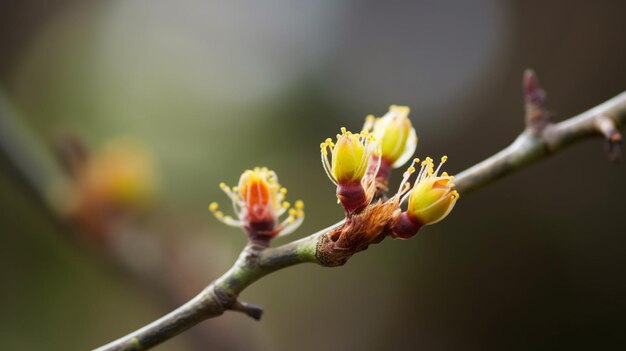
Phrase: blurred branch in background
[
  {"left": 0, "top": 92, "right": 63, "bottom": 210},
  {"left": 93, "top": 70, "right": 625, "bottom": 351},
  {"left": 0, "top": 88, "right": 245, "bottom": 350}
]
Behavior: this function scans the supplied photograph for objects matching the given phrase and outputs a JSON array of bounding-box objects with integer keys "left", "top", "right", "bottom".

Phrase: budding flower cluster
[
  {"left": 318, "top": 105, "right": 458, "bottom": 245},
  {"left": 320, "top": 105, "right": 419, "bottom": 215},
  {"left": 209, "top": 104, "right": 458, "bottom": 250},
  {"left": 209, "top": 167, "right": 304, "bottom": 244}
]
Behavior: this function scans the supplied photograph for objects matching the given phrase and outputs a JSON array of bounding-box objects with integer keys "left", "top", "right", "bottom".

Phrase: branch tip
[
  {"left": 523, "top": 69, "right": 540, "bottom": 97},
  {"left": 523, "top": 69, "right": 550, "bottom": 132}
]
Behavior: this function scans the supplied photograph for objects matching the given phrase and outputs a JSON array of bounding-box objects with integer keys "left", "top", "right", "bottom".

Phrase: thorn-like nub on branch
[
  {"left": 605, "top": 133, "right": 622, "bottom": 162},
  {"left": 523, "top": 69, "right": 550, "bottom": 132},
  {"left": 230, "top": 300, "right": 264, "bottom": 321},
  {"left": 596, "top": 114, "right": 623, "bottom": 162}
]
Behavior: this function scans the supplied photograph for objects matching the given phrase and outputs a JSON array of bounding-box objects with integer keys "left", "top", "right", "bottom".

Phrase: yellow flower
[
  {"left": 320, "top": 128, "right": 380, "bottom": 214},
  {"left": 390, "top": 156, "right": 459, "bottom": 239},
  {"left": 210, "top": 167, "right": 304, "bottom": 241},
  {"left": 363, "top": 105, "right": 417, "bottom": 168},
  {"left": 321, "top": 127, "right": 379, "bottom": 184},
  {"left": 406, "top": 156, "right": 459, "bottom": 225}
]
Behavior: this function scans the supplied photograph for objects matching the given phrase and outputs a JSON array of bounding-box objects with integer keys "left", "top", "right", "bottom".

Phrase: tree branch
[
  {"left": 93, "top": 70, "right": 625, "bottom": 351},
  {"left": 454, "top": 92, "right": 625, "bottom": 194},
  {"left": 93, "top": 227, "right": 329, "bottom": 351}
]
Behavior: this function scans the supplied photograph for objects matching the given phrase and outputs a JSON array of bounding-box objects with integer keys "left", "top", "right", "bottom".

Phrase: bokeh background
[{"left": 1, "top": 1, "right": 625, "bottom": 350}]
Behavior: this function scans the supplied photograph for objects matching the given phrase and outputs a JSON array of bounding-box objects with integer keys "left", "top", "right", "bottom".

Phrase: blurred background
[{"left": 1, "top": 1, "right": 625, "bottom": 350}]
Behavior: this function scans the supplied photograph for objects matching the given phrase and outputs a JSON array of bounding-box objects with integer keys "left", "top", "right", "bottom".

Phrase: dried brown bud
[{"left": 315, "top": 200, "right": 400, "bottom": 266}]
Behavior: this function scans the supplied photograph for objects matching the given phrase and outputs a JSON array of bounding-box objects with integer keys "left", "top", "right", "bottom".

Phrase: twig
[
  {"left": 93, "top": 70, "right": 626, "bottom": 351},
  {"left": 93, "top": 232, "right": 323, "bottom": 351},
  {"left": 454, "top": 92, "right": 625, "bottom": 193}
]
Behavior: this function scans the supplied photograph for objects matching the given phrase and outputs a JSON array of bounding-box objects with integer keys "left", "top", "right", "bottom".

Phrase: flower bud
[
  {"left": 362, "top": 105, "right": 417, "bottom": 192},
  {"left": 391, "top": 156, "right": 459, "bottom": 239},
  {"left": 370, "top": 105, "right": 417, "bottom": 168},
  {"left": 238, "top": 168, "right": 275, "bottom": 223},
  {"left": 408, "top": 172, "right": 458, "bottom": 225},
  {"left": 321, "top": 128, "right": 380, "bottom": 215},
  {"left": 210, "top": 167, "right": 304, "bottom": 244}
]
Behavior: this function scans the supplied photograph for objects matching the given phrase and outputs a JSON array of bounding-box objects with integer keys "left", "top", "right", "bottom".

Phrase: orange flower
[{"left": 210, "top": 167, "right": 304, "bottom": 242}]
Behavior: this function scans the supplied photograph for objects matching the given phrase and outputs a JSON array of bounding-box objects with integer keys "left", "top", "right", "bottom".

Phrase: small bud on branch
[{"left": 523, "top": 69, "right": 550, "bottom": 132}]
